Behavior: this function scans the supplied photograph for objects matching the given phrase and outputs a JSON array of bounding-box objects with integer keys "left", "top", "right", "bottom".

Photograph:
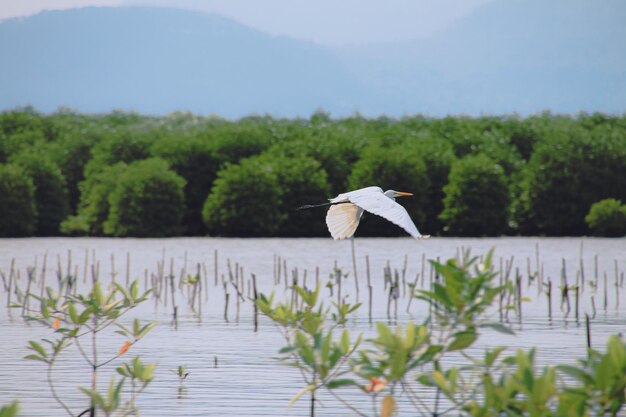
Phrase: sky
[{"left": 0, "top": 0, "right": 495, "bottom": 45}]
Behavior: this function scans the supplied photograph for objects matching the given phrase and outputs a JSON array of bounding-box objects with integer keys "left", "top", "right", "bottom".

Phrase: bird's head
[{"left": 384, "top": 190, "right": 414, "bottom": 200}]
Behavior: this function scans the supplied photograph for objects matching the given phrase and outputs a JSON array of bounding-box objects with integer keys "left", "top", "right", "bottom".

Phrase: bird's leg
[{"left": 295, "top": 201, "right": 351, "bottom": 210}]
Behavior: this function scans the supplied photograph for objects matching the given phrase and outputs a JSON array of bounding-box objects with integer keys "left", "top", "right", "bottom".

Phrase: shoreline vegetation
[
  {"left": 2, "top": 246, "right": 625, "bottom": 416},
  {"left": 1, "top": 108, "right": 625, "bottom": 238}
]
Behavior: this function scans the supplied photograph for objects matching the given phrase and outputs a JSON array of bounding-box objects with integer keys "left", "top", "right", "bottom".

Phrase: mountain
[
  {"left": 1, "top": 1, "right": 625, "bottom": 117},
  {"left": 334, "top": 0, "right": 626, "bottom": 115},
  {"left": 0, "top": 7, "right": 371, "bottom": 117}
]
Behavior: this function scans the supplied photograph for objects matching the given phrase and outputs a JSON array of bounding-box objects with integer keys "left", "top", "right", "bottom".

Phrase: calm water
[{"left": 1, "top": 237, "right": 625, "bottom": 416}]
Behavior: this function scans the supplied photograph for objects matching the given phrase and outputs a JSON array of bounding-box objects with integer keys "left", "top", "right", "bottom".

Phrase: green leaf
[
  {"left": 114, "top": 282, "right": 131, "bottom": 302},
  {"left": 432, "top": 370, "right": 448, "bottom": 390},
  {"left": 448, "top": 330, "right": 477, "bottom": 351},
  {"left": 390, "top": 347, "right": 407, "bottom": 380},
  {"left": 295, "top": 331, "right": 308, "bottom": 348},
  {"left": 24, "top": 354, "right": 48, "bottom": 363},
  {"left": 117, "top": 365, "right": 131, "bottom": 377},
  {"left": 0, "top": 401, "right": 19, "bottom": 417},
  {"left": 340, "top": 329, "right": 350, "bottom": 354},
  {"left": 67, "top": 302, "right": 78, "bottom": 324},
  {"left": 376, "top": 322, "right": 393, "bottom": 344},
  {"left": 556, "top": 365, "right": 587, "bottom": 382},
  {"left": 28, "top": 341, "right": 47, "bottom": 358},
  {"left": 485, "top": 346, "right": 507, "bottom": 367},
  {"left": 40, "top": 301, "right": 50, "bottom": 319},
  {"left": 326, "top": 378, "right": 356, "bottom": 389},
  {"left": 141, "top": 363, "right": 155, "bottom": 382},
  {"left": 138, "top": 321, "right": 157, "bottom": 339},
  {"left": 130, "top": 280, "right": 139, "bottom": 300},
  {"left": 93, "top": 282, "right": 103, "bottom": 307},
  {"left": 321, "top": 333, "right": 331, "bottom": 363},
  {"left": 479, "top": 322, "right": 515, "bottom": 335},
  {"left": 78, "top": 308, "right": 92, "bottom": 324},
  {"left": 404, "top": 321, "right": 415, "bottom": 349},
  {"left": 417, "top": 374, "right": 435, "bottom": 387},
  {"left": 79, "top": 387, "right": 105, "bottom": 409},
  {"left": 278, "top": 345, "right": 297, "bottom": 354}
]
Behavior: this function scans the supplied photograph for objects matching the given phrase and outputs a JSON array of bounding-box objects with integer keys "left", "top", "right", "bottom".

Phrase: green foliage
[
  {"left": 258, "top": 249, "right": 626, "bottom": 417},
  {"left": 0, "top": 163, "right": 37, "bottom": 236},
  {"left": 257, "top": 284, "right": 362, "bottom": 411},
  {"left": 0, "top": 402, "right": 19, "bottom": 417},
  {"left": 84, "top": 128, "right": 156, "bottom": 178},
  {"left": 557, "top": 335, "right": 626, "bottom": 417},
  {"left": 440, "top": 154, "right": 510, "bottom": 236},
  {"left": 104, "top": 158, "right": 186, "bottom": 237},
  {"left": 402, "top": 136, "right": 456, "bottom": 234},
  {"left": 585, "top": 199, "right": 626, "bottom": 237},
  {"left": 268, "top": 154, "right": 331, "bottom": 236},
  {"left": 21, "top": 278, "right": 156, "bottom": 417},
  {"left": 203, "top": 156, "right": 284, "bottom": 236},
  {"left": 1, "top": 110, "right": 625, "bottom": 237},
  {"left": 62, "top": 163, "right": 128, "bottom": 235},
  {"left": 349, "top": 143, "right": 430, "bottom": 236},
  {"left": 11, "top": 152, "right": 69, "bottom": 236},
  {"left": 519, "top": 125, "right": 626, "bottom": 235},
  {"left": 206, "top": 122, "right": 275, "bottom": 165},
  {"left": 464, "top": 349, "right": 558, "bottom": 417},
  {"left": 47, "top": 129, "right": 98, "bottom": 213},
  {"left": 151, "top": 133, "right": 219, "bottom": 235}
]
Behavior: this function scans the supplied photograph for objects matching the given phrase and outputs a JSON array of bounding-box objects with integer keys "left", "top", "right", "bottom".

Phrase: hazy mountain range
[{"left": 1, "top": 0, "right": 625, "bottom": 118}]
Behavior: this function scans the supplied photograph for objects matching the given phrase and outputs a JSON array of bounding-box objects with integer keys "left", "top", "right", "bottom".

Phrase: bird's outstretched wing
[
  {"left": 349, "top": 191, "right": 425, "bottom": 239},
  {"left": 325, "top": 203, "right": 363, "bottom": 240}
]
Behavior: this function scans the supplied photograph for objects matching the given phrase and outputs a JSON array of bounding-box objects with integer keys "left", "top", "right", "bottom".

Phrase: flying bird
[{"left": 297, "top": 186, "right": 430, "bottom": 240}]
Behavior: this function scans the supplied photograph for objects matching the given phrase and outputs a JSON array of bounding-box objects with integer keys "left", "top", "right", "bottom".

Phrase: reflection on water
[{"left": 0, "top": 237, "right": 624, "bottom": 416}]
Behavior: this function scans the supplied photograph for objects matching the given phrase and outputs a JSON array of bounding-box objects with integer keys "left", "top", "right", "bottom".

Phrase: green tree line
[{"left": 1, "top": 108, "right": 625, "bottom": 237}]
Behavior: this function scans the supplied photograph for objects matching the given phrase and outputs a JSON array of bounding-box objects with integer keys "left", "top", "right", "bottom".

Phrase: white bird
[{"left": 298, "top": 186, "right": 430, "bottom": 240}]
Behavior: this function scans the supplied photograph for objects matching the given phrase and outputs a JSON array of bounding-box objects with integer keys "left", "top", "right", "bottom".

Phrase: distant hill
[
  {"left": 0, "top": 7, "right": 370, "bottom": 117},
  {"left": 1, "top": 1, "right": 625, "bottom": 117},
  {"left": 334, "top": 0, "right": 626, "bottom": 115}
]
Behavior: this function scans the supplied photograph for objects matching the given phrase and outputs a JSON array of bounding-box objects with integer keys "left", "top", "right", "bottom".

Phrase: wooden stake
[
  {"left": 579, "top": 241, "right": 585, "bottom": 292},
  {"left": 125, "top": 252, "right": 130, "bottom": 287},
  {"left": 214, "top": 250, "right": 218, "bottom": 287},
  {"left": 407, "top": 272, "right": 419, "bottom": 313},
  {"left": 547, "top": 279, "right": 552, "bottom": 321},
  {"left": 40, "top": 253, "right": 48, "bottom": 298},
  {"left": 585, "top": 313, "right": 591, "bottom": 349},
  {"left": 574, "top": 285, "right": 579, "bottom": 324},
  {"left": 350, "top": 239, "right": 359, "bottom": 301},
  {"left": 604, "top": 271, "right": 609, "bottom": 311},
  {"left": 252, "top": 274, "right": 258, "bottom": 332}
]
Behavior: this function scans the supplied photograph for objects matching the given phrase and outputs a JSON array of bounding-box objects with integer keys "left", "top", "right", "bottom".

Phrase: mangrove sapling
[
  {"left": 556, "top": 335, "right": 626, "bottom": 417},
  {"left": 464, "top": 335, "right": 626, "bottom": 417},
  {"left": 171, "top": 364, "right": 189, "bottom": 383},
  {"left": 344, "top": 250, "right": 513, "bottom": 417},
  {"left": 21, "top": 279, "right": 157, "bottom": 417},
  {"left": 0, "top": 401, "right": 19, "bottom": 417},
  {"left": 171, "top": 364, "right": 189, "bottom": 399},
  {"left": 257, "top": 284, "right": 363, "bottom": 417}
]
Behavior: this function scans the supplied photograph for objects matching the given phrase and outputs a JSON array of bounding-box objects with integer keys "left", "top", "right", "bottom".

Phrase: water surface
[{"left": 1, "top": 237, "right": 624, "bottom": 416}]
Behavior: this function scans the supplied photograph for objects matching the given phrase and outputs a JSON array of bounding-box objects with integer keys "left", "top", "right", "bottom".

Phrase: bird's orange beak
[{"left": 395, "top": 191, "right": 413, "bottom": 197}]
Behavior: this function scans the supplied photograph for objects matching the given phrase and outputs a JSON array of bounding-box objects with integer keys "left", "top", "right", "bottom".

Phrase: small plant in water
[
  {"left": 0, "top": 402, "right": 19, "bottom": 417},
  {"left": 172, "top": 364, "right": 190, "bottom": 383},
  {"left": 257, "top": 283, "right": 362, "bottom": 417},
  {"left": 260, "top": 249, "right": 626, "bottom": 417},
  {"left": 20, "top": 278, "right": 157, "bottom": 416}
]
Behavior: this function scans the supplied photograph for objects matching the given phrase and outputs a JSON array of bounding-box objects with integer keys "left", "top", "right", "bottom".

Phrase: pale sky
[{"left": 0, "top": 0, "right": 494, "bottom": 45}]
